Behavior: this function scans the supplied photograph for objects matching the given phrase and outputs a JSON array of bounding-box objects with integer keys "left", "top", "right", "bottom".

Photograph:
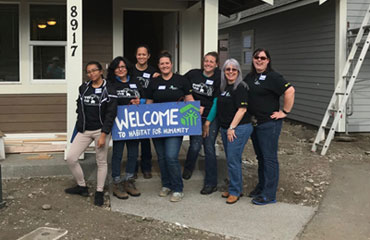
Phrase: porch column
[
  {"left": 66, "top": 0, "right": 83, "bottom": 158},
  {"left": 335, "top": 0, "right": 347, "bottom": 132},
  {"left": 203, "top": 0, "right": 218, "bottom": 55}
]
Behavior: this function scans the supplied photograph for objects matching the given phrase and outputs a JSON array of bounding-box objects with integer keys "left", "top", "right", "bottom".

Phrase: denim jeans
[
  {"left": 220, "top": 123, "right": 253, "bottom": 197},
  {"left": 135, "top": 138, "right": 152, "bottom": 173},
  {"left": 184, "top": 119, "right": 219, "bottom": 186},
  {"left": 251, "top": 119, "right": 282, "bottom": 200},
  {"left": 111, "top": 140, "right": 139, "bottom": 182},
  {"left": 152, "top": 136, "right": 183, "bottom": 192}
]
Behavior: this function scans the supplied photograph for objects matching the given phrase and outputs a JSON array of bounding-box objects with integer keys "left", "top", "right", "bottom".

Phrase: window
[
  {"left": 0, "top": 4, "right": 19, "bottom": 82},
  {"left": 30, "top": 4, "right": 66, "bottom": 80},
  {"left": 218, "top": 34, "right": 229, "bottom": 68},
  {"left": 241, "top": 30, "right": 254, "bottom": 70}
]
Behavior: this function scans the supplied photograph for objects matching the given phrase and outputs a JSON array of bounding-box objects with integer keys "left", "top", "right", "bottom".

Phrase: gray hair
[{"left": 220, "top": 58, "right": 245, "bottom": 92}]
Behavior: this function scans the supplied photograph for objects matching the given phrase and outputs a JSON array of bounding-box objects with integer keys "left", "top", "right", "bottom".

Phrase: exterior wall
[
  {"left": 83, "top": 0, "right": 113, "bottom": 77},
  {"left": 0, "top": 0, "right": 112, "bottom": 133},
  {"left": 219, "top": 1, "right": 336, "bottom": 126},
  {"left": 0, "top": 94, "right": 66, "bottom": 133},
  {"left": 347, "top": 0, "right": 370, "bottom": 132}
]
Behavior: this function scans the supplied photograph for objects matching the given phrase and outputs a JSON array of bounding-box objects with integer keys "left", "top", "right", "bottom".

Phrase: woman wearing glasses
[
  {"left": 218, "top": 58, "right": 253, "bottom": 204},
  {"left": 243, "top": 48, "right": 295, "bottom": 205},
  {"left": 65, "top": 61, "right": 117, "bottom": 206},
  {"left": 146, "top": 51, "right": 194, "bottom": 202},
  {"left": 108, "top": 56, "right": 145, "bottom": 200},
  {"left": 182, "top": 51, "right": 221, "bottom": 195}
]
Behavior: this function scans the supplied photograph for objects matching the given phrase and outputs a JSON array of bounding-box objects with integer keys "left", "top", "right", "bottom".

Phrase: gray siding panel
[
  {"left": 220, "top": 1, "right": 336, "bottom": 127},
  {"left": 347, "top": 0, "right": 370, "bottom": 132}
]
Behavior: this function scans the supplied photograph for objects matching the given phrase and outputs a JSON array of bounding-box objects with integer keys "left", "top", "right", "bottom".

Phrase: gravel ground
[{"left": 1, "top": 120, "right": 369, "bottom": 239}]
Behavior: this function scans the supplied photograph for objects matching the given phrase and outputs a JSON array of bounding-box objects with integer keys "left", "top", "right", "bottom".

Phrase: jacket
[{"left": 76, "top": 79, "right": 117, "bottom": 134}]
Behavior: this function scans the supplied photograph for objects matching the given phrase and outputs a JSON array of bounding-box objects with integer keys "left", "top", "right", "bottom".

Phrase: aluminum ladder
[{"left": 312, "top": 5, "right": 370, "bottom": 155}]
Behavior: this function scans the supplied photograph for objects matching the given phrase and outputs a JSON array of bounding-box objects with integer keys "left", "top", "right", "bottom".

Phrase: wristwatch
[
  {"left": 282, "top": 110, "right": 290, "bottom": 115},
  {"left": 228, "top": 126, "right": 235, "bottom": 130}
]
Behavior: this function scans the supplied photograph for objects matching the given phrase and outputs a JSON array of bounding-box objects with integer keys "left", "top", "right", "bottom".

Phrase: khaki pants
[{"left": 66, "top": 129, "right": 110, "bottom": 192}]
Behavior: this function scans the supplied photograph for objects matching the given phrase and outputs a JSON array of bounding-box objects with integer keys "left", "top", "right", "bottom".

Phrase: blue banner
[{"left": 112, "top": 101, "right": 202, "bottom": 140}]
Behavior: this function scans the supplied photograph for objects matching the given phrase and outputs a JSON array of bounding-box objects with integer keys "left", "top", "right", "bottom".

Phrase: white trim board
[{"left": 219, "top": 0, "right": 322, "bottom": 29}]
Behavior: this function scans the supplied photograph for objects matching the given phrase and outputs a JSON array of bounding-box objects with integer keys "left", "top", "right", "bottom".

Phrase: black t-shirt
[
  {"left": 146, "top": 73, "right": 192, "bottom": 103},
  {"left": 83, "top": 85, "right": 103, "bottom": 131},
  {"left": 217, "top": 83, "right": 251, "bottom": 129},
  {"left": 112, "top": 77, "right": 145, "bottom": 106},
  {"left": 243, "top": 71, "right": 292, "bottom": 124},
  {"left": 185, "top": 69, "right": 220, "bottom": 118},
  {"left": 131, "top": 65, "right": 157, "bottom": 90}
]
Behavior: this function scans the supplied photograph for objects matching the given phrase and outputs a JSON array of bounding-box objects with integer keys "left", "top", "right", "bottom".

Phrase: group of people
[{"left": 64, "top": 45, "right": 295, "bottom": 207}]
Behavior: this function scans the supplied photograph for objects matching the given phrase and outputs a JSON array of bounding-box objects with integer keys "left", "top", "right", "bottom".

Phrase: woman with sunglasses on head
[
  {"left": 65, "top": 61, "right": 117, "bottom": 207},
  {"left": 182, "top": 51, "right": 221, "bottom": 195},
  {"left": 243, "top": 48, "right": 295, "bottom": 205},
  {"left": 146, "top": 51, "right": 194, "bottom": 202},
  {"left": 107, "top": 56, "right": 146, "bottom": 200},
  {"left": 131, "top": 45, "right": 160, "bottom": 179},
  {"left": 218, "top": 58, "right": 253, "bottom": 204}
]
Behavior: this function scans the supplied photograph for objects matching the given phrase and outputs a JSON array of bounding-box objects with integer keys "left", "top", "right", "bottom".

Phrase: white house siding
[
  {"left": 347, "top": 0, "right": 370, "bottom": 132},
  {"left": 219, "top": 1, "right": 336, "bottom": 126}
]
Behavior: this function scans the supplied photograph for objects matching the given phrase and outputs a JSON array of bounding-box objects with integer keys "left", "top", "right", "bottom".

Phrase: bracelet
[{"left": 282, "top": 110, "right": 289, "bottom": 115}]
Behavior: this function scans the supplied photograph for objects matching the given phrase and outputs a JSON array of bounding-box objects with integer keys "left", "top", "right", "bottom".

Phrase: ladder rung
[
  {"left": 314, "top": 142, "right": 324, "bottom": 147},
  {"left": 328, "top": 108, "right": 337, "bottom": 112},
  {"left": 321, "top": 125, "right": 332, "bottom": 130},
  {"left": 335, "top": 92, "right": 345, "bottom": 95}
]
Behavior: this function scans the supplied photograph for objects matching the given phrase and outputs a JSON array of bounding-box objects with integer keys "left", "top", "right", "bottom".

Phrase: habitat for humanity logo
[{"left": 180, "top": 104, "right": 199, "bottom": 126}]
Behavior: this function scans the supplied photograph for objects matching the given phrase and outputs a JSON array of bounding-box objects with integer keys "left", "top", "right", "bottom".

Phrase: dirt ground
[{"left": 1, "top": 121, "right": 369, "bottom": 240}]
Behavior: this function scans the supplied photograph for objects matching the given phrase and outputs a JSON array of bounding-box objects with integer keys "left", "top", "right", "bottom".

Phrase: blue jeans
[
  {"left": 111, "top": 140, "right": 139, "bottom": 181},
  {"left": 251, "top": 119, "right": 282, "bottom": 200},
  {"left": 220, "top": 123, "right": 253, "bottom": 197},
  {"left": 135, "top": 138, "right": 152, "bottom": 173},
  {"left": 152, "top": 136, "right": 183, "bottom": 192},
  {"left": 184, "top": 119, "right": 219, "bottom": 186}
]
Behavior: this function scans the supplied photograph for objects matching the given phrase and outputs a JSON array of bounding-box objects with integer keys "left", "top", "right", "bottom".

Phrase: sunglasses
[
  {"left": 225, "top": 68, "right": 238, "bottom": 72},
  {"left": 253, "top": 56, "right": 268, "bottom": 61}
]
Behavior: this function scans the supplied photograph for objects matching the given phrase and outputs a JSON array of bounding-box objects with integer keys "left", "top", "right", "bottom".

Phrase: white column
[
  {"left": 65, "top": 0, "right": 83, "bottom": 159},
  {"left": 203, "top": 0, "right": 218, "bottom": 55},
  {"left": 335, "top": 0, "right": 347, "bottom": 132},
  {"left": 112, "top": 0, "right": 124, "bottom": 57}
]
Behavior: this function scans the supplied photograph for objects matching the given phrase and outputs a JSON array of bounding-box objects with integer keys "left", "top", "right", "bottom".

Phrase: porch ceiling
[{"left": 219, "top": 0, "right": 265, "bottom": 16}]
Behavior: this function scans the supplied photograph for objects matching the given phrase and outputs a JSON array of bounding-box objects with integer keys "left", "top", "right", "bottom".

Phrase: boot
[
  {"left": 123, "top": 179, "right": 141, "bottom": 197},
  {"left": 112, "top": 182, "right": 129, "bottom": 199}
]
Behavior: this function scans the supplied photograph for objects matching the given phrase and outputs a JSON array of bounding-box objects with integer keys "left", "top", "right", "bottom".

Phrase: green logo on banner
[{"left": 180, "top": 104, "right": 200, "bottom": 126}]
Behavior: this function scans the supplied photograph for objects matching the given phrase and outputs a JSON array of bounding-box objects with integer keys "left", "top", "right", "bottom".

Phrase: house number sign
[{"left": 70, "top": 5, "right": 79, "bottom": 57}]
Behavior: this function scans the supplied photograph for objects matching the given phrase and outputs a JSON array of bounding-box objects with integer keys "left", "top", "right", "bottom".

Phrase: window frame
[
  {"left": 28, "top": 2, "right": 67, "bottom": 84},
  {"left": 0, "top": 2, "right": 21, "bottom": 84},
  {"left": 241, "top": 30, "right": 254, "bottom": 71}
]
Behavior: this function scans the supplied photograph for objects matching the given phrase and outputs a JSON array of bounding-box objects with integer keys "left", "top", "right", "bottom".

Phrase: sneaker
[
  {"left": 200, "top": 185, "right": 217, "bottom": 195},
  {"left": 123, "top": 179, "right": 141, "bottom": 197},
  {"left": 248, "top": 188, "right": 262, "bottom": 198},
  {"left": 159, "top": 187, "right": 171, "bottom": 197},
  {"left": 65, "top": 185, "right": 89, "bottom": 197},
  {"left": 252, "top": 196, "right": 276, "bottom": 205},
  {"left": 94, "top": 191, "right": 104, "bottom": 206},
  {"left": 112, "top": 183, "right": 128, "bottom": 199},
  {"left": 182, "top": 168, "right": 192, "bottom": 180},
  {"left": 170, "top": 192, "right": 184, "bottom": 202},
  {"left": 143, "top": 172, "right": 152, "bottom": 179}
]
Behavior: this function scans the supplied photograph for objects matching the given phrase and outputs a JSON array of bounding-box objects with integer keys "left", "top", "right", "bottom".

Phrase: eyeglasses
[
  {"left": 253, "top": 56, "right": 268, "bottom": 61},
  {"left": 225, "top": 68, "right": 238, "bottom": 72},
  {"left": 116, "top": 65, "right": 126, "bottom": 70},
  {"left": 86, "top": 68, "right": 100, "bottom": 75}
]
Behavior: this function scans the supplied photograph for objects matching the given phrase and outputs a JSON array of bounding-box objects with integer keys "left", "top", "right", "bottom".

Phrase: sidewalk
[{"left": 298, "top": 158, "right": 370, "bottom": 240}]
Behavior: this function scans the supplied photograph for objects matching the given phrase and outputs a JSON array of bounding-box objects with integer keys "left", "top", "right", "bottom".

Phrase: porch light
[
  {"left": 47, "top": 19, "right": 57, "bottom": 26},
  {"left": 37, "top": 23, "right": 47, "bottom": 29}
]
